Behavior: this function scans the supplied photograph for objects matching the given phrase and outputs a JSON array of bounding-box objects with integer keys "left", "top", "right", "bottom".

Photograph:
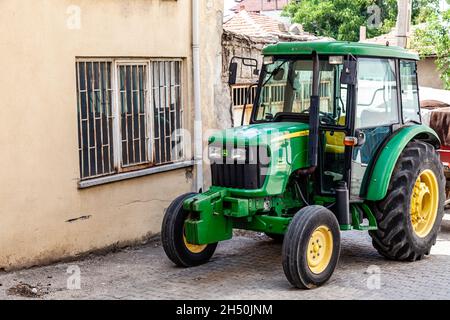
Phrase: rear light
[{"left": 344, "top": 136, "right": 358, "bottom": 147}]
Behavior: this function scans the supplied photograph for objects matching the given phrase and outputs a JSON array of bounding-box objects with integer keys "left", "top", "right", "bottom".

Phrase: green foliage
[
  {"left": 283, "top": 0, "right": 440, "bottom": 41},
  {"left": 283, "top": 0, "right": 373, "bottom": 41},
  {"left": 283, "top": 0, "right": 449, "bottom": 88},
  {"left": 412, "top": 0, "right": 440, "bottom": 24},
  {"left": 411, "top": 6, "right": 450, "bottom": 89}
]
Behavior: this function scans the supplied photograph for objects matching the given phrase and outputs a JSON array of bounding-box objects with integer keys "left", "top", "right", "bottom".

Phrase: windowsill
[{"left": 78, "top": 160, "right": 194, "bottom": 189}]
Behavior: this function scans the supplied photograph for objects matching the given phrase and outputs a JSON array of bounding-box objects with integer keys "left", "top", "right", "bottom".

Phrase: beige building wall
[
  {"left": 417, "top": 57, "right": 445, "bottom": 90},
  {"left": 0, "top": 0, "right": 224, "bottom": 270}
]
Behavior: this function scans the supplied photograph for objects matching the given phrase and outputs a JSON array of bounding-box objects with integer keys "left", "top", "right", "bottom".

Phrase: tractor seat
[{"left": 325, "top": 116, "right": 346, "bottom": 154}]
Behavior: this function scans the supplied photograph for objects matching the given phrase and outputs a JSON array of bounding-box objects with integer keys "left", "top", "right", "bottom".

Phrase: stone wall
[{"left": 220, "top": 30, "right": 274, "bottom": 126}]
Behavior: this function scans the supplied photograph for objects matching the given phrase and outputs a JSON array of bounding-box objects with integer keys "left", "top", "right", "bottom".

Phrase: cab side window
[
  {"left": 356, "top": 58, "right": 399, "bottom": 128},
  {"left": 400, "top": 60, "right": 421, "bottom": 123}
]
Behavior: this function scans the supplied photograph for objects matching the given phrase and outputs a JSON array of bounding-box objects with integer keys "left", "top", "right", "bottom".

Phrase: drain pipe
[{"left": 192, "top": 0, "right": 203, "bottom": 192}]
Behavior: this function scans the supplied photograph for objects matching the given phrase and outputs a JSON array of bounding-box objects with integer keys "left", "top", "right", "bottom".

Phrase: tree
[
  {"left": 283, "top": 0, "right": 440, "bottom": 41},
  {"left": 412, "top": 0, "right": 441, "bottom": 24},
  {"left": 411, "top": 3, "right": 450, "bottom": 89}
]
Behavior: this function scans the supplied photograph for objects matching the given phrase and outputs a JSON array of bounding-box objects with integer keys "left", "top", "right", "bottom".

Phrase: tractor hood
[{"left": 208, "top": 122, "right": 310, "bottom": 146}]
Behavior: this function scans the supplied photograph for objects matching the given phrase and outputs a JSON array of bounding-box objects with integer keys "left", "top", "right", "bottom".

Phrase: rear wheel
[
  {"left": 369, "top": 141, "right": 445, "bottom": 261},
  {"left": 161, "top": 193, "right": 218, "bottom": 267},
  {"left": 282, "top": 205, "right": 341, "bottom": 289}
]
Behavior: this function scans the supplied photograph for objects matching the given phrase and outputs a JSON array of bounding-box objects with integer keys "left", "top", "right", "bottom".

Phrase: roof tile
[{"left": 224, "top": 9, "right": 321, "bottom": 41}]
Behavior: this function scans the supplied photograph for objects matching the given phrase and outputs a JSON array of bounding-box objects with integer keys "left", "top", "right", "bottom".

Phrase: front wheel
[
  {"left": 161, "top": 193, "right": 218, "bottom": 267},
  {"left": 282, "top": 206, "right": 341, "bottom": 289}
]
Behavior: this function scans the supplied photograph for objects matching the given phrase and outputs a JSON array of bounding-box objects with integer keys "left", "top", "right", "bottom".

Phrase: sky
[
  {"left": 223, "top": 0, "right": 237, "bottom": 21},
  {"left": 441, "top": 0, "right": 450, "bottom": 10}
]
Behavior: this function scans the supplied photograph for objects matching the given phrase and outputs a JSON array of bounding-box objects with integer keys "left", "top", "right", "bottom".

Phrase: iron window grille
[{"left": 76, "top": 59, "right": 185, "bottom": 181}]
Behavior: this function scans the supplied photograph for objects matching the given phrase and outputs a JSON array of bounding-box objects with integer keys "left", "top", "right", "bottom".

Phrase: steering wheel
[{"left": 300, "top": 109, "right": 336, "bottom": 125}]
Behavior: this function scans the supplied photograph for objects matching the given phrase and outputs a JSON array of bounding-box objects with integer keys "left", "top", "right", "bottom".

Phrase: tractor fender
[{"left": 365, "top": 125, "right": 440, "bottom": 201}]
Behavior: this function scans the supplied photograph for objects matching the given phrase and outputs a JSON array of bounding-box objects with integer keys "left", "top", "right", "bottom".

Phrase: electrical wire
[
  {"left": 293, "top": 180, "right": 310, "bottom": 206},
  {"left": 294, "top": 179, "right": 336, "bottom": 209}
]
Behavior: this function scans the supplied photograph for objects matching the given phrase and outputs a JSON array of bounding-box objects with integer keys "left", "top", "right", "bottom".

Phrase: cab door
[
  {"left": 350, "top": 58, "right": 401, "bottom": 199},
  {"left": 319, "top": 66, "right": 349, "bottom": 194}
]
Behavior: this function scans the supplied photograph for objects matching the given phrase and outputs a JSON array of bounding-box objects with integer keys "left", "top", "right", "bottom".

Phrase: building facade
[
  {"left": 0, "top": 0, "right": 224, "bottom": 270},
  {"left": 416, "top": 56, "right": 445, "bottom": 90}
]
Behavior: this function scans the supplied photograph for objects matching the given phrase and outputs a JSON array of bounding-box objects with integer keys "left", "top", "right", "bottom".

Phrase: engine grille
[{"left": 210, "top": 145, "right": 270, "bottom": 189}]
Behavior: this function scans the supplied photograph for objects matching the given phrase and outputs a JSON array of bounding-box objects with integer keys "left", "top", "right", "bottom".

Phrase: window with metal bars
[
  {"left": 77, "top": 61, "right": 115, "bottom": 179},
  {"left": 152, "top": 61, "right": 184, "bottom": 164},
  {"left": 76, "top": 59, "right": 184, "bottom": 181},
  {"left": 118, "top": 63, "right": 150, "bottom": 167}
]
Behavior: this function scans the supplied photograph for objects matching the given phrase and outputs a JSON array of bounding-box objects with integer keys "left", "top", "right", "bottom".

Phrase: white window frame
[
  {"left": 113, "top": 60, "right": 153, "bottom": 172},
  {"left": 77, "top": 58, "right": 192, "bottom": 188},
  {"left": 150, "top": 58, "right": 186, "bottom": 166}
]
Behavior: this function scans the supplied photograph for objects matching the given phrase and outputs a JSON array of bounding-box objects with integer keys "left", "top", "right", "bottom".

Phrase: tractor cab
[
  {"left": 240, "top": 43, "right": 427, "bottom": 200},
  {"left": 162, "top": 42, "right": 445, "bottom": 289}
]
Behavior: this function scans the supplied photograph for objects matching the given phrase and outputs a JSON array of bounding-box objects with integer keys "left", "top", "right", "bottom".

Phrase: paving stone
[{"left": 1, "top": 215, "right": 449, "bottom": 300}]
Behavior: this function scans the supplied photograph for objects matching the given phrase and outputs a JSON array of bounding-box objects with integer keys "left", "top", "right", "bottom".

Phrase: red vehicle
[
  {"left": 423, "top": 101, "right": 450, "bottom": 205},
  {"left": 439, "top": 146, "right": 450, "bottom": 168},
  {"left": 439, "top": 146, "right": 450, "bottom": 204}
]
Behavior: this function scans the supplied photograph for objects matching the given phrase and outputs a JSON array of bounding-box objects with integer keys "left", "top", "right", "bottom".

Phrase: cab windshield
[{"left": 254, "top": 58, "right": 347, "bottom": 127}]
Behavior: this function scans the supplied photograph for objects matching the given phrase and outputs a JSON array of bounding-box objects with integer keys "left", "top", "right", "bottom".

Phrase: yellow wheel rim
[
  {"left": 307, "top": 225, "right": 333, "bottom": 274},
  {"left": 410, "top": 169, "right": 439, "bottom": 238},
  {"left": 183, "top": 226, "right": 207, "bottom": 254}
]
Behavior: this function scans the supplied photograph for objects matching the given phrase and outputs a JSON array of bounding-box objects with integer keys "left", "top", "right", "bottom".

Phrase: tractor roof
[{"left": 262, "top": 41, "right": 419, "bottom": 60}]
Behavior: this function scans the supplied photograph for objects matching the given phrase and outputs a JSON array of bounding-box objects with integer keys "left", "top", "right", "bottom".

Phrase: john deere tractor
[{"left": 161, "top": 42, "right": 445, "bottom": 289}]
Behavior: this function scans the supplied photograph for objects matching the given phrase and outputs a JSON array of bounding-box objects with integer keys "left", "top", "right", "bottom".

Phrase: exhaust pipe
[{"left": 308, "top": 52, "right": 320, "bottom": 170}]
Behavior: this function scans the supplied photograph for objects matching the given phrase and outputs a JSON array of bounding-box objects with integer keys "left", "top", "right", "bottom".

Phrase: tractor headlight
[
  {"left": 208, "top": 146, "right": 223, "bottom": 160},
  {"left": 231, "top": 148, "right": 246, "bottom": 162}
]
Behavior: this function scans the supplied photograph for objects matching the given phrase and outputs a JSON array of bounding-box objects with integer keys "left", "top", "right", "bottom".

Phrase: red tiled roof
[
  {"left": 361, "top": 28, "right": 398, "bottom": 46},
  {"left": 361, "top": 24, "right": 435, "bottom": 55},
  {"left": 224, "top": 10, "right": 322, "bottom": 41},
  {"left": 232, "top": 0, "right": 289, "bottom": 13},
  {"left": 225, "top": 10, "right": 281, "bottom": 37}
]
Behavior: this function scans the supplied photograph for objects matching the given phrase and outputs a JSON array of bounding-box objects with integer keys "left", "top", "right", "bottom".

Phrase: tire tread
[{"left": 369, "top": 141, "right": 445, "bottom": 261}]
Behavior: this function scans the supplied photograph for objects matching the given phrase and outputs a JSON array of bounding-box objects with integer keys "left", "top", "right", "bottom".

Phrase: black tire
[
  {"left": 265, "top": 232, "right": 284, "bottom": 243},
  {"left": 282, "top": 205, "right": 341, "bottom": 289},
  {"left": 369, "top": 141, "right": 445, "bottom": 261},
  {"left": 161, "top": 193, "right": 218, "bottom": 267}
]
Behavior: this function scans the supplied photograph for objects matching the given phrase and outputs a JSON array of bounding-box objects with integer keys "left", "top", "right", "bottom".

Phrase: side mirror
[
  {"left": 229, "top": 56, "right": 259, "bottom": 86},
  {"left": 229, "top": 62, "right": 238, "bottom": 86},
  {"left": 340, "top": 60, "right": 357, "bottom": 85}
]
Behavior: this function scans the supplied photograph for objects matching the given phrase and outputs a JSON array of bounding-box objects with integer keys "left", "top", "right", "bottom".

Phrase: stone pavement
[{"left": 1, "top": 215, "right": 450, "bottom": 300}]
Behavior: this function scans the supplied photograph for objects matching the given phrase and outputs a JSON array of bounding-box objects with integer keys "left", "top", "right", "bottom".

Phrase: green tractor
[{"left": 161, "top": 42, "right": 445, "bottom": 289}]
